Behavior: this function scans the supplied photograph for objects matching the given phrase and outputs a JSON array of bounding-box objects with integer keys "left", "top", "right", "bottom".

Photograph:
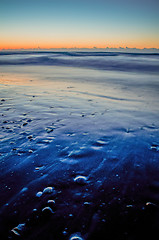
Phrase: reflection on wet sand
[{"left": 0, "top": 61, "right": 159, "bottom": 240}]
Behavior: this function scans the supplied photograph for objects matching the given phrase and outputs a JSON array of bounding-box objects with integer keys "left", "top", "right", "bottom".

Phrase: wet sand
[{"left": 0, "top": 56, "right": 159, "bottom": 239}]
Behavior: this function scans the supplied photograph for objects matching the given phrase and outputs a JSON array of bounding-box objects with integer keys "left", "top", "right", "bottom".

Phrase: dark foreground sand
[{"left": 0, "top": 53, "right": 159, "bottom": 240}]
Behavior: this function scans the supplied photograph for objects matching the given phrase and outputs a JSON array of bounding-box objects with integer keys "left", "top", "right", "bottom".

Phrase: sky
[{"left": 0, "top": 0, "right": 159, "bottom": 49}]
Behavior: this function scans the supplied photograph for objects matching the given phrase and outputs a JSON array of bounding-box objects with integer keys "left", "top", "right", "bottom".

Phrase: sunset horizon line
[{"left": 1, "top": 46, "right": 159, "bottom": 51}]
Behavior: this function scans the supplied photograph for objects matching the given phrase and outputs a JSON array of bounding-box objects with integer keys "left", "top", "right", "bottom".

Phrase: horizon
[{"left": 1, "top": 47, "right": 159, "bottom": 54}]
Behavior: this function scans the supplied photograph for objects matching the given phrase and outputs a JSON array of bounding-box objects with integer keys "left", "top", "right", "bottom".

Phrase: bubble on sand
[
  {"left": 74, "top": 176, "right": 88, "bottom": 185},
  {"left": 43, "top": 186, "right": 54, "bottom": 194},
  {"left": 69, "top": 233, "right": 84, "bottom": 240}
]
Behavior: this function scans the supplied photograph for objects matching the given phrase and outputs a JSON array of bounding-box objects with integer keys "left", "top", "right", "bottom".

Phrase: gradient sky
[{"left": 0, "top": 0, "right": 159, "bottom": 49}]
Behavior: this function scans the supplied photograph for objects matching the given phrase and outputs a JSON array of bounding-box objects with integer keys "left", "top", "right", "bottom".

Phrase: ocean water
[{"left": 0, "top": 52, "right": 159, "bottom": 240}]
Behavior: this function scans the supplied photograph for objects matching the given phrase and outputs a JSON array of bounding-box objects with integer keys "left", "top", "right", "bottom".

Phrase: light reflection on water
[{"left": 0, "top": 65, "right": 158, "bottom": 105}]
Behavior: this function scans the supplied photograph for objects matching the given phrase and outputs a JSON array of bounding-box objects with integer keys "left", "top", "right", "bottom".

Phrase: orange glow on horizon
[
  {"left": 0, "top": 40, "right": 159, "bottom": 50},
  {"left": 1, "top": 32, "right": 159, "bottom": 50}
]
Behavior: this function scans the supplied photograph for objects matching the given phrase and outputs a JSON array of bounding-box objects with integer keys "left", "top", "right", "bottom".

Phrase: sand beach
[{"left": 0, "top": 51, "right": 159, "bottom": 239}]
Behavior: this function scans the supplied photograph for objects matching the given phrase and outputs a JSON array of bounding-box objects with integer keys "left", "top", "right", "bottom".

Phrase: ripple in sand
[
  {"left": 68, "top": 148, "right": 94, "bottom": 159},
  {"left": 60, "top": 158, "right": 78, "bottom": 165},
  {"left": 91, "top": 139, "right": 109, "bottom": 150},
  {"left": 94, "top": 140, "right": 109, "bottom": 146},
  {"left": 36, "top": 139, "right": 52, "bottom": 144}
]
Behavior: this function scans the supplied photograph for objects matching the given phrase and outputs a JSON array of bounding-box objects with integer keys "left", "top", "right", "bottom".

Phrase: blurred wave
[{"left": 0, "top": 51, "right": 159, "bottom": 73}]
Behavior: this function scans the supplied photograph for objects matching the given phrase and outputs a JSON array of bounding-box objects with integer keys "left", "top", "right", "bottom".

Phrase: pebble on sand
[
  {"left": 150, "top": 144, "right": 159, "bottom": 151},
  {"left": 47, "top": 199, "right": 55, "bottom": 207},
  {"left": 3, "top": 120, "right": 8, "bottom": 123},
  {"left": 45, "top": 127, "right": 54, "bottom": 133},
  {"left": 42, "top": 206, "right": 54, "bottom": 215},
  {"left": 43, "top": 186, "right": 54, "bottom": 194},
  {"left": 69, "top": 233, "right": 84, "bottom": 240},
  {"left": 36, "top": 191, "right": 43, "bottom": 197},
  {"left": 27, "top": 135, "right": 33, "bottom": 139},
  {"left": 74, "top": 176, "right": 88, "bottom": 185},
  {"left": 28, "top": 149, "right": 33, "bottom": 153},
  {"left": 11, "top": 223, "right": 25, "bottom": 236},
  {"left": 145, "top": 202, "right": 157, "bottom": 209}
]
